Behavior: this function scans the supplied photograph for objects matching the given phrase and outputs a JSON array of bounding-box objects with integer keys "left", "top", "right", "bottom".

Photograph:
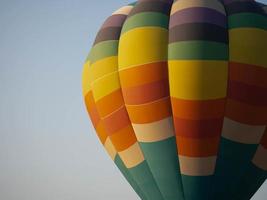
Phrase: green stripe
[
  {"left": 128, "top": 2, "right": 137, "bottom": 6},
  {"left": 121, "top": 12, "right": 169, "bottom": 34},
  {"left": 140, "top": 137, "right": 184, "bottom": 200},
  {"left": 129, "top": 161, "right": 164, "bottom": 200},
  {"left": 114, "top": 155, "right": 147, "bottom": 200},
  {"left": 228, "top": 13, "right": 267, "bottom": 30},
  {"left": 168, "top": 41, "right": 228, "bottom": 60},
  {"left": 182, "top": 175, "right": 213, "bottom": 200},
  {"left": 90, "top": 40, "right": 118, "bottom": 63}
]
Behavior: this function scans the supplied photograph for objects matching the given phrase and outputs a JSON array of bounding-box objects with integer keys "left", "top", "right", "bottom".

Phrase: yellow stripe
[
  {"left": 104, "top": 137, "right": 117, "bottom": 161},
  {"left": 132, "top": 117, "right": 175, "bottom": 142},
  {"left": 118, "top": 142, "right": 145, "bottom": 169},
  {"left": 179, "top": 156, "right": 216, "bottom": 176},
  {"left": 171, "top": 0, "right": 226, "bottom": 15},
  {"left": 112, "top": 6, "right": 133, "bottom": 15},
  {"left": 119, "top": 27, "right": 168, "bottom": 69},
  {"left": 169, "top": 60, "right": 228, "bottom": 100},
  {"left": 229, "top": 28, "right": 267, "bottom": 68},
  {"left": 91, "top": 72, "right": 121, "bottom": 101},
  {"left": 82, "top": 61, "right": 92, "bottom": 97},
  {"left": 222, "top": 118, "right": 266, "bottom": 144},
  {"left": 252, "top": 145, "right": 267, "bottom": 170},
  {"left": 90, "top": 56, "right": 118, "bottom": 82}
]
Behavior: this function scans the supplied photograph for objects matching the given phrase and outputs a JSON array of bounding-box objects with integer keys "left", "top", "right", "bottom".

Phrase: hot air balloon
[{"left": 82, "top": 0, "right": 267, "bottom": 199}]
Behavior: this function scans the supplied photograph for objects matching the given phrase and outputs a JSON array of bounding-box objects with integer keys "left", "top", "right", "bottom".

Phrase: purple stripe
[
  {"left": 101, "top": 14, "right": 127, "bottom": 29},
  {"left": 223, "top": 0, "right": 254, "bottom": 5},
  {"left": 170, "top": 7, "right": 227, "bottom": 28}
]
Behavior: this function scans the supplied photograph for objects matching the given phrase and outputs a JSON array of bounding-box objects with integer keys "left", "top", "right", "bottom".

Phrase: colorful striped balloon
[{"left": 82, "top": 0, "right": 267, "bottom": 199}]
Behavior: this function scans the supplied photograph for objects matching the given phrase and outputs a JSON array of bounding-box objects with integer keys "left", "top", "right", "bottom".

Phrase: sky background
[{"left": 0, "top": 0, "right": 266, "bottom": 200}]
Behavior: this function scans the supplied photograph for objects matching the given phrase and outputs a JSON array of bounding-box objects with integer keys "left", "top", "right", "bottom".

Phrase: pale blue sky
[{"left": 0, "top": 0, "right": 266, "bottom": 200}]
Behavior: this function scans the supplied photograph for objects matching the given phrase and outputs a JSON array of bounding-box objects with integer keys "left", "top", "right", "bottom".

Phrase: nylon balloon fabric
[{"left": 82, "top": 0, "right": 267, "bottom": 199}]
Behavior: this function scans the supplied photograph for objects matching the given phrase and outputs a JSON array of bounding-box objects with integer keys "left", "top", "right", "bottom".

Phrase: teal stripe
[
  {"left": 182, "top": 175, "right": 213, "bottom": 200},
  {"left": 228, "top": 13, "right": 267, "bottom": 30},
  {"left": 114, "top": 155, "right": 147, "bottom": 200},
  {"left": 121, "top": 12, "right": 169, "bottom": 34},
  {"left": 213, "top": 138, "right": 258, "bottom": 199},
  {"left": 140, "top": 137, "right": 184, "bottom": 200},
  {"left": 233, "top": 163, "right": 267, "bottom": 200},
  {"left": 129, "top": 161, "right": 164, "bottom": 200},
  {"left": 168, "top": 41, "right": 228, "bottom": 60},
  {"left": 90, "top": 40, "right": 118, "bottom": 63}
]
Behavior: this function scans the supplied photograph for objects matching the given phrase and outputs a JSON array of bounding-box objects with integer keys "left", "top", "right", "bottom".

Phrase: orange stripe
[
  {"left": 95, "top": 121, "right": 109, "bottom": 145},
  {"left": 225, "top": 98, "right": 267, "bottom": 125},
  {"left": 110, "top": 125, "right": 137, "bottom": 151},
  {"left": 122, "top": 79, "right": 169, "bottom": 105},
  {"left": 103, "top": 106, "right": 131, "bottom": 134},
  {"left": 229, "top": 62, "right": 267, "bottom": 88},
  {"left": 126, "top": 97, "right": 172, "bottom": 124},
  {"left": 171, "top": 97, "right": 226, "bottom": 120},
  {"left": 176, "top": 136, "right": 220, "bottom": 157},
  {"left": 95, "top": 89, "right": 124, "bottom": 117},
  {"left": 119, "top": 62, "right": 168, "bottom": 88},
  {"left": 84, "top": 92, "right": 100, "bottom": 127},
  {"left": 261, "top": 128, "right": 267, "bottom": 149}
]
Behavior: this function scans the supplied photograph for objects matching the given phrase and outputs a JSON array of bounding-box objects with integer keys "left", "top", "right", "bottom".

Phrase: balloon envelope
[{"left": 82, "top": 0, "right": 267, "bottom": 199}]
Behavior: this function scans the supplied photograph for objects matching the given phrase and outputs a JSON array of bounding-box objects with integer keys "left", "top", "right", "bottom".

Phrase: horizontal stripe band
[
  {"left": 121, "top": 12, "right": 169, "bottom": 34},
  {"left": 90, "top": 56, "right": 118, "bottom": 84},
  {"left": 225, "top": 99, "right": 267, "bottom": 125},
  {"left": 179, "top": 156, "right": 216, "bottom": 176},
  {"left": 169, "top": 23, "right": 228, "bottom": 44},
  {"left": 119, "top": 61, "right": 168, "bottom": 87},
  {"left": 222, "top": 118, "right": 266, "bottom": 144},
  {"left": 122, "top": 79, "right": 169, "bottom": 105},
  {"left": 225, "top": 1, "right": 266, "bottom": 16},
  {"left": 128, "top": 1, "right": 171, "bottom": 17},
  {"left": 94, "top": 27, "right": 122, "bottom": 45},
  {"left": 171, "top": 0, "right": 226, "bottom": 16},
  {"left": 174, "top": 117, "right": 223, "bottom": 138},
  {"left": 95, "top": 89, "right": 124, "bottom": 118},
  {"left": 90, "top": 40, "right": 118, "bottom": 64},
  {"left": 103, "top": 106, "right": 130, "bottom": 134},
  {"left": 91, "top": 72, "right": 120, "bottom": 101},
  {"left": 118, "top": 142, "right": 145, "bottom": 168},
  {"left": 229, "top": 62, "right": 267, "bottom": 88},
  {"left": 228, "top": 13, "right": 267, "bottom": 30},
  {"left": 119, "top": 27, "right": 168, "bottom": 69},
  {"left": 133, "top": 117, "right": 175, "bottom": 142},
  {"left": 229, "top": 28, "right": 267, "bottom": 67},
  {"left": 110, "top": 125, "right": 137, "bottom": 151},
  {"left": 176, "top": 136, "right": 220, "bottom": 157},
  {"left": 228, "top": 80, "right": 267, "bottom": 106},
  {"left": 101, "top": 14, "right": 127, "bottom": 29},
  {"left": 171, "top": 97, "right": 226, "bottom": 120},
  {"left": 168, "top": 41, "right": 228, "bottom": 60},
  {"left": 168, "top": 60, "right": 228, "bottom": 100},
  {"left": 169, "top": 7, "right": 227, "bottom": 28},
  {"left": 126, "top": 97, "right": 172, "bottom": 123}
]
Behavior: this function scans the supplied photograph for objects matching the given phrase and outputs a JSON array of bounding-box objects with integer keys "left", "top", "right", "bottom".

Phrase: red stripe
[
  {"left": 122, "top": 79, "right": 169, "bottom": 104},
  {"left": 173, "top": 117, "right": 223, "bottom": 138},
  {"left": 228, "top": 80, "right": 267, "bottom": 106}
]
